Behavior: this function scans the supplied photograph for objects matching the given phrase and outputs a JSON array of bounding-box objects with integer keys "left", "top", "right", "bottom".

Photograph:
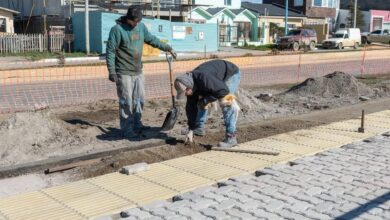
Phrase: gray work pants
[{"left": 116, "top": 74, "right": 145, "bottom": 137}]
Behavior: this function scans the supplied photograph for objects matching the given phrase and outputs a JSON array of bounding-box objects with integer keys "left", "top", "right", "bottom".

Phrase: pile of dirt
[
  {"left": 0, "top": 111, "right": 82, "bottom": 166},
  {"left": 286, "top": 72, "right": 373, "bottom": 98}
]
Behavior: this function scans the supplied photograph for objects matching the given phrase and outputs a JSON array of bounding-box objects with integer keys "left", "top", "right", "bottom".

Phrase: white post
[{"left": 85, "top": 0, "right": 90, "bottom": 55}]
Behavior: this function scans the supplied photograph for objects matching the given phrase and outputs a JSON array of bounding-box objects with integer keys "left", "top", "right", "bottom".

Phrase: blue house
[{"left": 72, "top": 11, "right": 218, "bottom": 54}]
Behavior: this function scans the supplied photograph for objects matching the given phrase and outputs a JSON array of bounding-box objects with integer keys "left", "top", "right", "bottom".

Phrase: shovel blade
[{"left": 161, "top": 107, "right": 180, "bottom": 131}]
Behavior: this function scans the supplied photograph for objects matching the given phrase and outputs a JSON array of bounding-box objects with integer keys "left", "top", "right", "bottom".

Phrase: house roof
[
  {"left": 230, "top": 9, "right": 245, "bottom": 15},
  {"left": 241, "top": 2, "right": 305, "bottom": 17},
  {"left": 0, "top": 6, "right": 19, "bottom": 15},
  {"left": 205, "top": 7, "right": 225, "bottom": 16}
]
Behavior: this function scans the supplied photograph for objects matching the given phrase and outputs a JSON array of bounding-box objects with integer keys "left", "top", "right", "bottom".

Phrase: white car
[{"left": 322, "top": 28, "right": 361, "bottom": 50}]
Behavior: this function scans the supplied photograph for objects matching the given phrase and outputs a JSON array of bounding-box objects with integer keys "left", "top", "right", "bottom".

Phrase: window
[
  {"left": 313, "top": 0, "right": 336, "bottom": 8},
  {"left": 224, "top": 0, "right": 231, "bottom": 6},
  {"left": 294, "top": 0, "right": 303, "bottom": 6},
  {"left": 0, "top": 18, "right": 6, "bottom": 32},
  {"left": 313, "top": 0, "right": 322, "bottom": 7}
]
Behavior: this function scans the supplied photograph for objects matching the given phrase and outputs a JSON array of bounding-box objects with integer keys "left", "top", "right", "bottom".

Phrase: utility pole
[
  {"left": 85, "top": 0, "right": 90, "bottom": 55},
  {"left": 353, "top": 0, "right": 357, "bottom": 28},
  {"left": 43, "top": 0, "right": 47, "bottom": 34},
  {"left": 285, "top": 0, "right": 288, "bottom": 35}
]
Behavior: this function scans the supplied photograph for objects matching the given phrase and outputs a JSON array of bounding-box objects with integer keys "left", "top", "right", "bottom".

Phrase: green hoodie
[{"left": 106, "top": 18, "right": 172, "bottom": 76}]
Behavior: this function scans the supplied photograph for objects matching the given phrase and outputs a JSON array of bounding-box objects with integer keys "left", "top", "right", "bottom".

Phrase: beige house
[{"left": 0, "top": 7, "right": 19, "bottom": 34}]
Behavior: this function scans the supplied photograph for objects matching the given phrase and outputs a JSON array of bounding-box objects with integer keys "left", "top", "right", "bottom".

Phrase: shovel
[{"left": 161, "top": 53, "right": 180, "bottom": 131}]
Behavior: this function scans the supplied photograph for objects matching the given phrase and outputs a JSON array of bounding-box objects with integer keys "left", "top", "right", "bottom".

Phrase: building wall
[
  {"left": 0, "top": 10, "right": 15, "bottom": 33},
  {"left": 259, "top": 16, "right": 304, "bottom": 43},
  {"left": 72, "top": 11, "right": 218, "bottom": 53},
  {"left": 305, "top": 0, "right": 336, "bottom": 19},
  {"left": 370, "top": 10, "right": 390, "bottom": 31},
  {"left": 0, "top": 0, "right": 63, "bottom": 17},
  {"left": 337, "top": 9, "right": 370, "bottom": 32},
  {"left": 194, "top": 0, "right": 241, "bottom": 9}
]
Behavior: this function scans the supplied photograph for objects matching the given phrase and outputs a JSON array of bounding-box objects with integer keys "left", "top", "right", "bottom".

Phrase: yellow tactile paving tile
[
  {"left": 88, "top": 173, "right": 176, "bottom": 206},
  {"left": 163, "top": 156, "right": 243, "bottom": 181},
  {"left": 193, "top": 151, "right": 272, "bottom": 172},
  {"left": 0, "top": 191, "right": 82, "bottom": 220},
  {"left": 239, "top": 139, "right": 324, "bottom": 155},
  {"left": 341, "top": 119, "right": 390, "bottom": 132},
  {"left": 270, "top": 133, "right": 340, "bottom": 149},
  {"left": 289, "top": 129, "right": 357, "bottom": 144},
  {"left": 135, "top": 163, "right": 214, "bottom": 193},
  {"left": 313, "top": 126, "right": 374, "bottom": 139},
  {"left": 43, "top": 180, "right": 130, "bottom": 218},
  {"left": 321, "top": 121, "right": 387, "bottom": 134}
]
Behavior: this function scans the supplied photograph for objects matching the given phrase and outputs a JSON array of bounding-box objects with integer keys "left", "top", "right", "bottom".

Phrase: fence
[
  {"left": 0, "top": 49, "right": 390, "bottom": 113},
  {"left": 0, "top": 34, "right": 65, "bottom": 54}
]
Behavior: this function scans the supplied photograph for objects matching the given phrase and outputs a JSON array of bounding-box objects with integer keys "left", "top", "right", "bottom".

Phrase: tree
[{"left": 346, "top": 0, "right": 366, "bottom": 29}]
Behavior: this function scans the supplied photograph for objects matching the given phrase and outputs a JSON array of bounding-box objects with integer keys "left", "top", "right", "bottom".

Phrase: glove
[
  {"left": 219, "top": 94, "right": 236, "bottom": 107},
  {"left": 169, "top": 49, "right": 177, "bottom": 60},
  {"left": 109, "top": 74, "right": 118, "bottom": 83}
]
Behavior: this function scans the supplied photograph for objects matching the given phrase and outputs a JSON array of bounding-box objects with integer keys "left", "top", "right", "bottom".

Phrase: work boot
[
  {"left": 218, "top": 133, "right": 238, "bottom": 148},
  {"left": 193, "top": 127, "right": 206, "bottom": 136}
]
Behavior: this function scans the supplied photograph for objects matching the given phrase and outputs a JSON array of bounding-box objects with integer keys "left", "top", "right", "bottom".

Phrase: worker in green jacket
[{"left": 106, "top": 5, "right": 176, "bottom": 139}]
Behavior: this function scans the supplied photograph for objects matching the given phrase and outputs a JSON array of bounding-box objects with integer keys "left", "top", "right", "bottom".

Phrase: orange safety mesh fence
[{"left": 1, "top": 49, "right": 390, "bottom": 113}]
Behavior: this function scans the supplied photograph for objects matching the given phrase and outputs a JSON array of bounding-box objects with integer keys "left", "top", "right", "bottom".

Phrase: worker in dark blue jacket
[{"left": 174, "top": 59, "right": 241, "bottom": 148}]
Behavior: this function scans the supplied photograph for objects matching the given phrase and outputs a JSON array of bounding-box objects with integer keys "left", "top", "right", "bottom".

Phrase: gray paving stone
[
  {"left": 149, "top": 208, "right": 178, "bottom": 219},
  {"left": 224, "top": 191, "right": 254, "bottom": 203},
  {"left": 247, "top": 192, "right": 273, "bottom": 203},
  {"left": 189, "top": 200, "right": 218, "bottom": 211},
  {"left": 306, "top": 186, "right": 327, "bottom": 196},
  {"left": 292, "top": 192, "right": 323, "bottom": 205},
  {"left": 225, "top": 208, "right": 257, "bottom": 219},
  {"left": 263, "top": 199, "right": 285, "bottom": 212},
  {"left": 141, "top": 201, "right": 170, "bottom": 211},
  {"left": 346, "top": 187, "right": 372, "bottom": 197},
  {"left": 286, "top": 200, "right": 313, "bottom": 212},
  {"left": 250, "top": 208, "right": 284, "bottom": 220},
  {"left": 200, "top": 208, "right": 231, "bottom": 219},
  {"left": 122, "top": 208, "right": 154, "bottom": 219},
  {"left": 233, "top": 200, "right": 261, "bottom": 212},
  {"left": 312, "top": 201, "right": 336, "bottom": 213},
  {"left": 281, "top": 186, "right": 302, "bottom": 196},
  {"left": 359, "top": 213, "right": 388, "bottom": 220},
  {"left": 316, "top": 193, "right": 346, "bottom": 204},
  {"left": 211, "top": 199, "right": 237, "bottom": 211},
  {"left": 201, "top": 192, "right": 229, "bottom": 203},
  {"left": 165, "top": 216, "right": 188, "bottom": 220},
  {"left": 300, "top": 209, "right": 332, "bottom": 220},
  {"left": 171, "top": 207, "right": 208, "bottom": 219},
  {"left": 278, "top": 209, "right": 311, "bottom": 220}
]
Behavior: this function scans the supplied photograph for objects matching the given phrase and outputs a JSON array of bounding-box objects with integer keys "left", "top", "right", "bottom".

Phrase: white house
[{"left": 0, "top": 7, "right": 19, "bottom": 34}]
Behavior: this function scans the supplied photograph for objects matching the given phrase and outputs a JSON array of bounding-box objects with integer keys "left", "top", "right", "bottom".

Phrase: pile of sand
[
  {"left": 286, "top": 72, "right": 373, "bottom": 98},
  {"left": 0, "top": 111, "right": 81, "bottom": 166}
]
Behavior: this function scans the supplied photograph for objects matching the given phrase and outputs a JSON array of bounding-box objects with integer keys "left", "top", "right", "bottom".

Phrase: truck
[
  {"left": 361, "top": 29, "right": 390, "bottom": 44},
  {"left": 322, "top": 28, "right": 361, "bottom": 50},
  {"left": 277, "top": 29, "right": 318, "bottom": 51}
]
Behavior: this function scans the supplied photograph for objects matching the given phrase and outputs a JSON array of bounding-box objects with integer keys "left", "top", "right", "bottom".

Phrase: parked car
[
  {"left": 362, "top": 29, "right": 390, "bottom": 44},
  {"left": 322, "top": 28, "right": 361, "bottom": 50},
  {"left": 277, "top": 29, "right": 318, "bottom": 51}
]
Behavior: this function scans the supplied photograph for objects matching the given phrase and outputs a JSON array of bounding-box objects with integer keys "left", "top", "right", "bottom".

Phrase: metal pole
[
  {"left": 353, "top": 0, "right": 357, "bottom": 28},
  {"left": 285, "top": 0, "right": 288, "bottom": 35},
  {"left": 85, "top": 0, "right": 90, "bottom": 55},
  {"left": 169, "top": 9, "right": 171, "bottom": 21},
  {"left": 43, "top": 0, "right": 47, "bottom": 34}
]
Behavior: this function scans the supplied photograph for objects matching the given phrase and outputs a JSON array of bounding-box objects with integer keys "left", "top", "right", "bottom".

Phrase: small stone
[
  {"left": 359, "top": 96, "right": 370, "bottom": 101},
  {"left": 119, "top": 162, "right": 149, "bottom": 175},
  {"left": 255, "top": 93, "right": 273, "bottom": 101}
]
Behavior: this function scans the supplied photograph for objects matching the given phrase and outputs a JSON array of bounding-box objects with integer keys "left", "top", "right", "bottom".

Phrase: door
[{"left": 381, "top": 29, "right": 390, "bottom": 43}]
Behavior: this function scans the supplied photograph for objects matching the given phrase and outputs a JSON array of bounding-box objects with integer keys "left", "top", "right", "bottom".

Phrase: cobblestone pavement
[{"left": 106, "top": 134, "right": 390, "bottom": 220}]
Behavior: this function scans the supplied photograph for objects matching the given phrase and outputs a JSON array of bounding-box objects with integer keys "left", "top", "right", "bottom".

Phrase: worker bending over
[{"left": 174, "top": 59, "right": 241, "bottom": 148}]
